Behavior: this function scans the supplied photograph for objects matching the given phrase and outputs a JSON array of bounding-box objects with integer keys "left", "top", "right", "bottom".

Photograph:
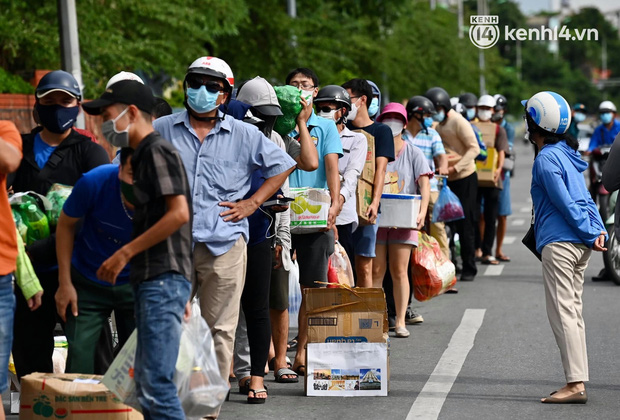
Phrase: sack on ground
[
  {"left": 411, "top": 233, "right": 457, "bottom": 301},
  {"left": 432, "top": 183, "right": 465, "bottom": 223}
]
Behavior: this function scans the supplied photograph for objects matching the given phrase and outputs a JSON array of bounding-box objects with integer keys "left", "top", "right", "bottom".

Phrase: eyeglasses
[
  {"left": 187, "top": 78, "right": 225, "bottom": 93},
  {"left": 289, "top": 82, "right": 316, "bottom": 90},
  {"left": 317, "top": 106, "right": 336, "bottom": 113}
]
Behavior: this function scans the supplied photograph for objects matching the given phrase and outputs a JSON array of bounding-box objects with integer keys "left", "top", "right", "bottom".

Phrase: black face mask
[
  {"left": 35, "top": 103, "right": 79, "bottom": 133},
  {"left": 252, "top": 111, "right": 276, "bottom": 138}
]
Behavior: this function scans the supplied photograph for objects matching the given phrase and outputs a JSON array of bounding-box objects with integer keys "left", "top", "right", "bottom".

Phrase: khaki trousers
[
  {"left": 428, "top": 190, "right": 450, "bottom": 259},
  {"left": 541, "top": 242, "right": 591, "bottom": 383},
  {"left": 194, "top": 237, "right": 247, "bottom": 381}
]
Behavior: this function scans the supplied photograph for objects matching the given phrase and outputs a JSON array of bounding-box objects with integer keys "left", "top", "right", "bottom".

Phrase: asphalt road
[{"left": 5, "top": 131, "right": 620, "bottom": 420}]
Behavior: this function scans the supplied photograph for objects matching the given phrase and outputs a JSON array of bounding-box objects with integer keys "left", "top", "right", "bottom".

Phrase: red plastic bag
[{"left": 411, "top": 233, "right": 457, "bottom": 301}]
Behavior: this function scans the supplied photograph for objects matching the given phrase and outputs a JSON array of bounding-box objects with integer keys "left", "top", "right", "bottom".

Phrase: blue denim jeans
[
  {"left": 133, "top": 272, "right": 191, "bottom": 420},
  {"left": 0, "top": 274, "right": 16, "bottom": 393}
]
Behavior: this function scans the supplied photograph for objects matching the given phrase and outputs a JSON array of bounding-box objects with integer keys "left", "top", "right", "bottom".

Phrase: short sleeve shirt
[
  {"left": 404, "top": 128, "right": 445, "bottom": 192},
  {"left": 348, "top": 121, "right": 395, "bottom": 162},
  {"left": 289, "top": 112, "right": 343, "bottom": 189},
  {"left": 382, "top": 142, "right": 432, "bottom": 195},
  {"left": 63, "top": 165, "right": 133, "bottom": 285},
  {"left": 0, "top": 121, "right": 22, "bottom": 275},
  {"left": 130, "top": 132, "right": 193, "bottom": 283}
]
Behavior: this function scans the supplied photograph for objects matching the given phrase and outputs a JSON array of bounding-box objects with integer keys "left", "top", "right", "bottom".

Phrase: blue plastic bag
[{"left": 432, "top": 182, "right": 465, "bottom": 223}]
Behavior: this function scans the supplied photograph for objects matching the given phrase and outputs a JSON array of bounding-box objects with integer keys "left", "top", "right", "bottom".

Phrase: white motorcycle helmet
[
  {"left": 521, "top": 91, "right": 571, "bottom": 134},
  {"left": 599, "top": 100, "right": 617, "bottom": 113},
  {"left": 186, "top": 56, "right": 235, "bottom": 92},
  {"left": 106, "top": 71, "right": 144, "bottom": 89}
]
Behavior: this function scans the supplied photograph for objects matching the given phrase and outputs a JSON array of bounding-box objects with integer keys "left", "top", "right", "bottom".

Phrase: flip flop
[
  {"left": 481, "top": 256, "right": 499, "bottom": 265},
  {"left": 275, "top": 367, "right": 299, "bottom": 383},
  {"left": 247, "top": 387, "right": 268, "bottom": 404},
  {"left": 238, "top": 377, "right": 251, "bottom": 395},
  {"left": 495, "top": 255, "right": 511, "bottom": 262},
  {"left": 287, "top": 337, "right": 298, "bottom": 352}
]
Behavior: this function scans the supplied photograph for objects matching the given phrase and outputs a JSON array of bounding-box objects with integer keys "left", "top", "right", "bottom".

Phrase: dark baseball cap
[{"left": 82, "top": 80, "right": 156, "bottom": 115}]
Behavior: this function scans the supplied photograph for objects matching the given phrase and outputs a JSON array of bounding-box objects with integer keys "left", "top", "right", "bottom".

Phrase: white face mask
[
  {"left": 382, "top": 118, "right": 405, "bottom": 137},
  {"left": 478, "top": 109, "right": 493, "bottom": 121},
  {"left": 347, "top": 99, "right": 359, "bottom": 122},
  {"left": 301, "top": 89, "right": 314, "bottom": 105},
  {"left": 318, "top": 109, "right": 337, "bottom": 121}
]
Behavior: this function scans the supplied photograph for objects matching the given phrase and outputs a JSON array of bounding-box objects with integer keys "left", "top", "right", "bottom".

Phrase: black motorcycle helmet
[
  {"left": 424, "top": 87, "right": 451, "bottom": 114},
  {"left": 406, "top": 96, "right": 437, "bottom": 120},
  {"left": 314, "top": 85, "right": 351, "bottom": 110},
  {"left": 494, "top": 94, "right": 508, "bottom": 111},
  {"left": 458, "top": 92, "right": 477, "bottom": 108}
]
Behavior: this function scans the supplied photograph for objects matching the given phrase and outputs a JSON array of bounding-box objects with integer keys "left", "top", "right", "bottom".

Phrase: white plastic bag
[
  {"left": 288, "top": 260, "right": 301, "bottom": 329},
  {"left": 176, "top": 301, "right": 229, "bottom": 419},
  {"left": 328, "top": 242, "right": 354, "bottom": 287}
]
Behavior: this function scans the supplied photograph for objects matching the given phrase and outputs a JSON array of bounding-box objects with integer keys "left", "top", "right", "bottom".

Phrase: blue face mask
[
  {"left": 368, "top": 98, "right": 380, "bottom": 117},
  {"left": 573, "top": 112, "right": 586, "bottom": 123},
  {"left": 466, "top": 108, "right": 476, "bottom": 121},
  {"left": 187, "top": 86, "right": 221, "bottom": 114},
  {"left": 600, "top": 112, "right": 613, "bottom": 125},
  {"left": 423, "top": 117, "right": 434, "bottom": 128},
  {"left": 433, "top": 110, "right": 445, "bottom": 123}
]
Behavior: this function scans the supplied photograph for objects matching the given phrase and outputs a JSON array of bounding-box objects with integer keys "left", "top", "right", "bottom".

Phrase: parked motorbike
[{"left": 602, "top": 190, "right": 620, "bottom": 286}]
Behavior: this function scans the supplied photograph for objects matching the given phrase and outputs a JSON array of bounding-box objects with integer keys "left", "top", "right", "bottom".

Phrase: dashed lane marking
[
  {"left": 483, "top": 265, "right": 504, "bottom": 276},
  {"left": 406, "top": 309, "right": 486, "bottom": 420},
  {"left": 511, "top": 219, "right": 525, "bottom": 226}
]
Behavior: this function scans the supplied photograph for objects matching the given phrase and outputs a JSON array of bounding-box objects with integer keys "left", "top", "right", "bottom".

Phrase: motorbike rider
[
  {"left": 567, "top": 103, "right": 587, "bottom": 141},
  {"left": 586, "top": 101, "right": 620, "bottom": 154}
]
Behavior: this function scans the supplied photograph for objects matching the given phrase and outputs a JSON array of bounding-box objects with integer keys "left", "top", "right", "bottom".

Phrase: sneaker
[{"left": 405, "top": 309, "right": 424, "bottom": 324}]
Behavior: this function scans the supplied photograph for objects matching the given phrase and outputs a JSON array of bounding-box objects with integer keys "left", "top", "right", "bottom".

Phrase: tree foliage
[{"left": 1, "top": 0, "right": 618, "bottom": 114}]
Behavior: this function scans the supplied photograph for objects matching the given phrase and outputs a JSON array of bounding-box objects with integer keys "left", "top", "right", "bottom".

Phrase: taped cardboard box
[
  {"left": 305, "top": 287, "right": 388, "bottom": 343},
  {"left": 475, "top": 147, "right": 498, "bottom": 188},
  {"left": 20, "top": 373, "right": 142, "bottom": 420},
  {"left": 306, "top": 342, "right": 388, "bottom": 397},
  {"left": 472, "top": 121, "right": 498, "bottom": 148},
  {"left": 356, "top": 179, "right": 374, "bottom": 225}
]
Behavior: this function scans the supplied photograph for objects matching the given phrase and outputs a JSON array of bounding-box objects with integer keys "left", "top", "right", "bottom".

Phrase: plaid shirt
[{"left": 130, "top": 132, "right": 193, "bottom": 283}]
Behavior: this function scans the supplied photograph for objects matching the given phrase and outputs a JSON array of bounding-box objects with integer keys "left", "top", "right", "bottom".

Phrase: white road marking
[
  {"left": 406, "top": 309, "right": 486, "bottom": 420},
  {"left": 503, "top": 236, "right": 516, "bottom": 245},
  {"left": 483, "top": 265, "right": 504, "bottom": 276},
  {"left": 520, "top": 206, "right": 530, "bottom": 213},
  {"left": 511, "top": 219, "right": 526, "bottom": 226}
]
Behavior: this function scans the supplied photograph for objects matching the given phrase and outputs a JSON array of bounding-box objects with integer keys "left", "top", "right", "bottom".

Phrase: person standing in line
[
  {"left": 425, "top": 87, "right": 479, "bottom": 282},
  {"left": 342, "top": 79, "right": 395, "bottom": 286},
  {"left": 83, "top": 80, "right": 194, "bottom": 418},
  {"left": 524, "top": 91, "right": 606, "bottom": 404}
]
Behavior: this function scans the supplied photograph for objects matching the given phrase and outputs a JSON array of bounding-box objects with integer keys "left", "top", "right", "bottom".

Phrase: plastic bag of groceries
[
  {"left": 411, "top": 233, "right": 457, "bottom": 301},
  {"left": 273, "top": 85, "right": 302, "bottom": 136},
  {"left": 288, "top": 261, "right": 302, "bottom": 329},
  {"left": 176, "top": 301, "right": 230, "bottom": 418},
  {"left": 46, "top": 184, "right": 73, "bottom": 227},
  {"left": 432, "top": 182, "right": 464, "bottom": 223},
  {"left": 327, "top": 242, "right": 354, "bottom": 288}
]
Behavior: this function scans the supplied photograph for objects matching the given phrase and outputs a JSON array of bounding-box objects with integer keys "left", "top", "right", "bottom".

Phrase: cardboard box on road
[
  {"left": 305, "top": 287, "right": 388, "bottom": 344},
  {"left": 19, "top": 373, "right": 142, "bottom": 420}
]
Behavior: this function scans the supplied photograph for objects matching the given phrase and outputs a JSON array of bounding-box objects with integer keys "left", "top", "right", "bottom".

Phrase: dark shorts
[
  {"left": 269, "top": 248, "right": 289, "bottom": 311},
  {"left": 292, "top": 230, "right": 335, "bottom": 288}
]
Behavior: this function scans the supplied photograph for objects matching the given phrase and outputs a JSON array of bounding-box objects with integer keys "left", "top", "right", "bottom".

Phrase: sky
[{"left": 516, "top": 0, "right": 619, "bottom": 15}]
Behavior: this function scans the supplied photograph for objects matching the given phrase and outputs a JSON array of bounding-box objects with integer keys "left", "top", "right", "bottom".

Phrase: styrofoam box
[{"left": 378, "top": 194, "right": 421, "bottom": 229}]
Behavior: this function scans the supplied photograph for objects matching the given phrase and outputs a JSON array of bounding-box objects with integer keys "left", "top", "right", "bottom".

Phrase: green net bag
[{"left": 273, "top": 85, "right": 302, "bottom": 137}]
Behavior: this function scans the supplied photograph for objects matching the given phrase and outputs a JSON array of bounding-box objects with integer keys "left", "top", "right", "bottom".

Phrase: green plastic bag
[{"left": 273, "top": 85, "right": 302, "bottom": 137}]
